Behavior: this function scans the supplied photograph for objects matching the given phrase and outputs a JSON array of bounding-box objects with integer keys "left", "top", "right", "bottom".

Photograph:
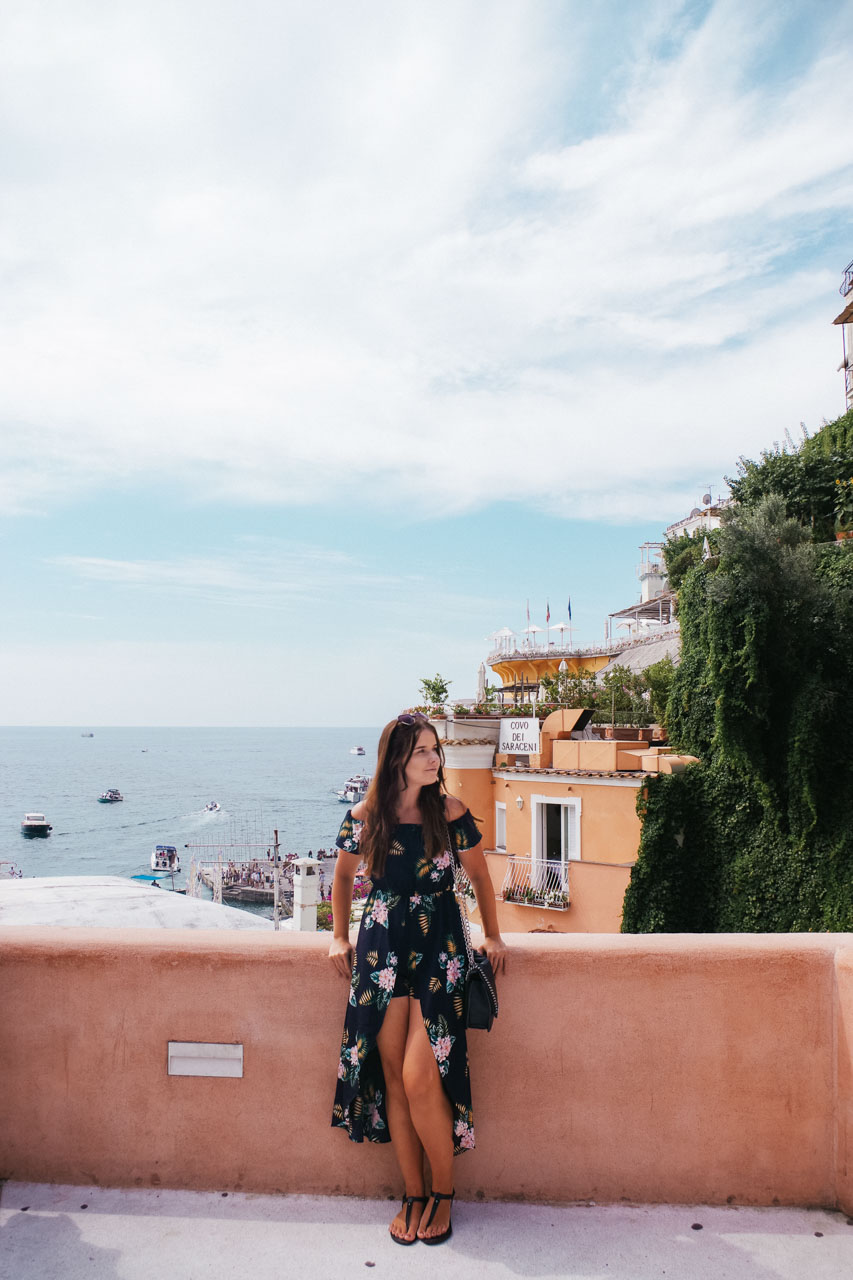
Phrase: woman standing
[{"left": 329, "top": 713, "right": 507, "bottom": 1245}]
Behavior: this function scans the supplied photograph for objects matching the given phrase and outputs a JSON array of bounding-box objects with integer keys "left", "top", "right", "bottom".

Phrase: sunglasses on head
[{"left": 396, "top": 712, "right": 429, "bottom": 726}]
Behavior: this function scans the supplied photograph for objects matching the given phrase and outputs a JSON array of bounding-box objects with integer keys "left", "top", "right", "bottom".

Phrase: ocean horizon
[{"left": 2, "top": 727, "right": 380, "bottom": 909}]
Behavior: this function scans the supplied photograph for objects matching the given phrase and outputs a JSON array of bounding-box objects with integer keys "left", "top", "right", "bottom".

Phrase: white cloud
[
  {"left": 47, "top": 542, "right": 505, "bottom": 620},
  {"left": 1, "top": 0, "right": 851, "bottom": 520}
]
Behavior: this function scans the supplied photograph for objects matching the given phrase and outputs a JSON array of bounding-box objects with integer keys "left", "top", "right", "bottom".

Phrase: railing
[
  {"left": 487, "top": 639, "right": 627, "bottom": 663},
  {"left": 499, "top": 855, "right": 570, "bottom": 910},
  {"left": 487, "top": 627, "right": 681, "bottom": 669},
  {"left": 841, "top": 258, "right": 853, "bottom": 298}
]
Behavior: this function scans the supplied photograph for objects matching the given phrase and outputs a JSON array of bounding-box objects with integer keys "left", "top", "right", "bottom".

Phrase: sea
[{"left": 2, "top": 726, "right": 379, "bottom": 919}]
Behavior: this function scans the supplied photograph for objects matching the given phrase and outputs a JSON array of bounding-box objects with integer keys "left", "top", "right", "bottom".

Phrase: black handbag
[
  {"left": 447, "top": 825, "right": 499, "bottom": 1031},
  {"left": 464, "top": 948, "right": 499, "bottom": 1031}
]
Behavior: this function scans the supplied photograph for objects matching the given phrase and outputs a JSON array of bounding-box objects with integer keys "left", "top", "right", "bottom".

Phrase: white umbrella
[
  {"left": 523, "top": 623, "right": 544, "bottom": 634},
  {"left": 476, "top": 663, "right": 486, "bottom": 703},
  {"left": 553, "top": 621, "right": 572, "bottom": 650},
  {"left": 488, "top": 627, "right": 516, "bottom": 653}
]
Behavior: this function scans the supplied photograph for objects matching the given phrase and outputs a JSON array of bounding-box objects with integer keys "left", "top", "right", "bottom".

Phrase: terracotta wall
[
  {"left": 443, "top": 766, "right": 496, "bottom": 849},
  {"left": 837, "top": 949, "right": 853, "bottom": 1211},
  {"left": 1, "top": 928, "right": 852, "bottom": 1213},
  {"left": 456, "top": 769, "right": 640, "bottom": 932},
  {"left": 482, "top": 772, "right": 641, "bottom": 867},
  {"left": 478, "top": 852, "right": 632, "bottom": 933}
]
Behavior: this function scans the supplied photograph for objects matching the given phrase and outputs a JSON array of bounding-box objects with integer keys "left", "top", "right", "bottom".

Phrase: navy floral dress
[{"left": 332, "top": 808, "right": 482, "bottom": 1156}]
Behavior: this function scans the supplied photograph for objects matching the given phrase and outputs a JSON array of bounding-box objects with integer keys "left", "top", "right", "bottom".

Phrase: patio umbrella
[{"left": 489, "top": 627, "right": 516, "bottom": 653}]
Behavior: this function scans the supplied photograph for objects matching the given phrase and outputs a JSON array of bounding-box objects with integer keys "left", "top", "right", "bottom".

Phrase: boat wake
[{"left": 51, "top": 815, "right": 185, "bottom": 837}]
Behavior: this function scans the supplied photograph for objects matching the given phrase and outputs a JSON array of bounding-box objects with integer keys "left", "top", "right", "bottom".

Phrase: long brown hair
[{"left": 359, "top": 715, "right": 447, "bottom": 879}]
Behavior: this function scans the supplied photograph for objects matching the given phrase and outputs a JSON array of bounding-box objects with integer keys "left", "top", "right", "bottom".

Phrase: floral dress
[{"left": 331, "top": 808, "right": 482, "bottom": 1156}]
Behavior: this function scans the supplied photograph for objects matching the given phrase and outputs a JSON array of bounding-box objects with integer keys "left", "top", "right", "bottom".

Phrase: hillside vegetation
[{"left": 622, "top": 408, "right": 853, "bottom": 932}]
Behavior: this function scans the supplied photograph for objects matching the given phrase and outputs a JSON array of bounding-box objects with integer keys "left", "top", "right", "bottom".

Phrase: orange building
[{"left": 435, "top": 710, "right": 697, "bottom": 933}]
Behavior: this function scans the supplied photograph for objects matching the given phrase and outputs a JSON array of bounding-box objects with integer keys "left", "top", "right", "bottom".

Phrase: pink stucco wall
[
  {"left": 1, "top": 928, "right": 851, "bottom": 1212},
  {"left": 837, "top": 949, "right": 853, "bottom": 1211}
]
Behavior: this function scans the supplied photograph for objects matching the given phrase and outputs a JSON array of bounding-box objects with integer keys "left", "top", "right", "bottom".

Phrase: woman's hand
[
  {"left": 329, "top": 935, "right": 354, "bottom": 979},
  {"left": 481, "top": 933, "right": 508, "bottom": 976}
]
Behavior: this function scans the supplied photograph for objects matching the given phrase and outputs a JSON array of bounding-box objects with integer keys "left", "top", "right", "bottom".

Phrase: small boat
[
  {"left": 81, "top": 732, "right": 94, "bottom": 738},
  {"left": 204, "top": 801, "right": 221, "bottom": 813},
  {"left": 350, "top": 745, "right": 366, "bottom": 755},
  {"left": 336, "top": 774, "right": 371, "bottom": 804},
  {"left": 21, "top": 812, "right": 52, "bottom": 837},
  {"left": 98, "top": 788, "right": 124, "bottom": 803},
  {"left": 151, "top": 844, "right": 181, "bottom": 873}
]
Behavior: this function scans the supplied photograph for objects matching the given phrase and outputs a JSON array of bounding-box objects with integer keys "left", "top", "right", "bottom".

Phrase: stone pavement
[{"left": 2, "top": 1182, "right": 853, "bottom": 1280}]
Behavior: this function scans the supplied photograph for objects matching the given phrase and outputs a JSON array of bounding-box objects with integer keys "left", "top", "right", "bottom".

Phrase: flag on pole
[
  {"left": 546, "top": 600, "right": 551, "bottom": 623},
  {"left": 567, "top": 597, "right": 572, "bottom": 622}
]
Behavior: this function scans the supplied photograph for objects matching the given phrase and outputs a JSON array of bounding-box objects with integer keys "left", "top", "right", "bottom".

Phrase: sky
[{"left": 2, "top": 0, "right": 852, "bottom": 726}]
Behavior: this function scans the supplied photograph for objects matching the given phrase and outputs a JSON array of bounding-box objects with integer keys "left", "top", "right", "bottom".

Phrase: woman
[{"left": 329, "top": 712, "right": 507, "bottom": 1245}]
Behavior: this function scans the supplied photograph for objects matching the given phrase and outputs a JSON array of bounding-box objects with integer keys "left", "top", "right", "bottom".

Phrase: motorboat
[
  {"left": 336, "top": 774, "right": 371, "bottom": 804},
  {"left": 151, "top": 844, "right": 181, "bottom": 873},
  {"left": 204, "top": 801, "right": 221, "bottom": 812},
  {"left": 21, "top": 812, "right": 52, "bottom": 837},
  {"left": 98, "top": 788, "right": 124, "bottom": 803},
  {"left": 81, "top": 732, "right": 94, "bottom": 738},
  {"left": 350, "top": 745, "right": 366, "bottom": 755}
]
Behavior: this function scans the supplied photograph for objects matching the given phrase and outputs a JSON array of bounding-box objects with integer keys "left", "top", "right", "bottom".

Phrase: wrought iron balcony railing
[{"left": 499, "top": 855, "right": 570, "bottom": 910}]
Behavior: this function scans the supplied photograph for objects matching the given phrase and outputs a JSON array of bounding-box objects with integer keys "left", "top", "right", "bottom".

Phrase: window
[
  {"left": 495, "top": 802, "right": 506, "bottom": 851},
  {"left": 530, "top": 796, "right": 581, "bottom": 888},
  {"left": 541, "top": 802, "right": 579, "bottom": 862}
]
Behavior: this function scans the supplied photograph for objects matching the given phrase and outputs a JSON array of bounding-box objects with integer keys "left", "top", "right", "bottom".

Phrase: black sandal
[
  {"left": 390, "top": 1194, "right": 428, "bottom": 1246},
  {"left": 419, "top": 1190, "right": 454, "bottom": 1245}
]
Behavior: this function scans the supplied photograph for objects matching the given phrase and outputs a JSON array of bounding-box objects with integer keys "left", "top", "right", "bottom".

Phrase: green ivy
[
  {"left": 623, "top": 409, "right": 853, "bottom": 933},
  {"left": 727, "top": 407, "right": 853, "bottom": 542}
]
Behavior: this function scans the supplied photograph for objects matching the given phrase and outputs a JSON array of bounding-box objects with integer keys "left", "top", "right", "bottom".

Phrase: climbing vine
[{"left": 623, "top": 409, "right": 853, "bottom": 932}]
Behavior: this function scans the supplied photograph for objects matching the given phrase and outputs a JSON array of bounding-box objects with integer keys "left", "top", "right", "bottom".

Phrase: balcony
[
  {"left": 499, "top": 855, "right": 570, "bottom": 909},
  {"left": 487, "top": 638, "right": 627, "bottom": 664}
]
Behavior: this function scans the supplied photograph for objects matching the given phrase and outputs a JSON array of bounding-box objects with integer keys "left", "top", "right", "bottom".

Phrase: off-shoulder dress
[{"left": 331, "top": 808, "right": 482, "bottom": 1155}]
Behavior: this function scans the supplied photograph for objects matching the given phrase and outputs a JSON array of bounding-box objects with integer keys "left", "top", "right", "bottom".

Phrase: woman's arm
[{"left": 329, "top": 852, "right": 360, "bottom": 978}]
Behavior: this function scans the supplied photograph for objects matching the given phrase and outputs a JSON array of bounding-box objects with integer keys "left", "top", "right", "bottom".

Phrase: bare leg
[
  {"left": 376, "top": 997, "right": 426, "bottom": 1242},
  {"left": 399, "top": 1007, "right": 455, "bottom": 1240}
]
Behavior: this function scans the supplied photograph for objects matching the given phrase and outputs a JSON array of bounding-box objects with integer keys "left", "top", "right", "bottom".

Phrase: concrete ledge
[
  {"left": 3, "top": 1183, "right": 853, "bottom": 1280},
  {"left": 1, "top": 928, "right": 852, "bottom": 1212}
]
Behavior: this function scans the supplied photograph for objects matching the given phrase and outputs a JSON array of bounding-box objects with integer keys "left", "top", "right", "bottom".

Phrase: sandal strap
[
  {"left": 424, "top": 1190, "right": 455, "bottom": 1230},
  {"left": 402, "top": 1195, "right": 428, "bottom": 1231}
]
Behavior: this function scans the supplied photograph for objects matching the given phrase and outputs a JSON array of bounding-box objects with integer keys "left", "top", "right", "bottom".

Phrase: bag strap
[{"left": 445, "top": 820, "right": 476, "bottom": 969}]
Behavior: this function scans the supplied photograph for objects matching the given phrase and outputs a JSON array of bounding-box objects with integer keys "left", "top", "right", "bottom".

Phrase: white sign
[{"left": 499, "top": 717, "right": 540, "bottom": 755}]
